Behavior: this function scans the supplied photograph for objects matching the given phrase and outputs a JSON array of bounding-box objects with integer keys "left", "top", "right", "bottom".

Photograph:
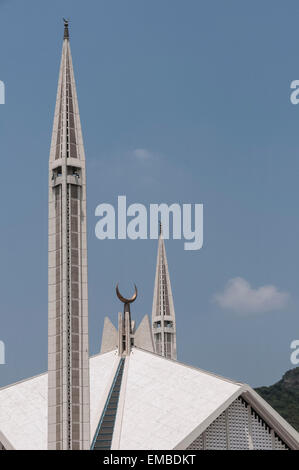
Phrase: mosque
[{"left": 0, "top": 21, "right": 298, "bottom": 451}]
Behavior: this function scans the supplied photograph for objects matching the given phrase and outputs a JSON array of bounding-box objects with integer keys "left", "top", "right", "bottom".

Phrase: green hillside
[{"left": 255, "top": 367, "right": 299, "bottom": 432}]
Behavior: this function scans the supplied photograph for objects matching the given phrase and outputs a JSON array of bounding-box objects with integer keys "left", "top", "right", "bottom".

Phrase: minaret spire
[
  {"left": 48, "top": 21, "right": 90, "bottom": 450},
  {"left": 151, "top": 229, "right": 177, "bottom": 359}
]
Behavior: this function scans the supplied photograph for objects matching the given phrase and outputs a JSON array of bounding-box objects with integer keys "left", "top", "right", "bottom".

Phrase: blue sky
[{"left": 0, "top": 0, "right": 299, "bottom": 388}]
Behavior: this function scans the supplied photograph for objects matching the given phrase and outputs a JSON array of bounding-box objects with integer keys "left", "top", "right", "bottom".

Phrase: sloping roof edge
[
  {"left": 242, "top": 386, "right": 299, "bottom": 450},
  {"left": 174, "top": 387, "right": 244, "bottom": 449},
  {"left": 0, "top": 350, "right": 116, "bottom": 393},
  {"left": 133, "top": 347, "right": 244, "bottom": 387},
  {"left": 175, "top": 383, "right": 299, "bottom": 450},
  {"left": 0, "top": 430, "right": 14, "bottom": 450},
  {"left": 0, "top": 371, "right": 47, "bottom": 392}
]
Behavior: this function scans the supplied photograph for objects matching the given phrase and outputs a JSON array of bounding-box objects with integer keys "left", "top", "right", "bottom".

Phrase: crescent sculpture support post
[{"left": 116, "top": 284, "right": 137, "bottom": 356}]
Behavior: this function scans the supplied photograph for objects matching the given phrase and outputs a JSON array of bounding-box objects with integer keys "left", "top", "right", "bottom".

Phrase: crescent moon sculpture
[{"left": 116, "top": 283, "right": 138, "bottom": 304}]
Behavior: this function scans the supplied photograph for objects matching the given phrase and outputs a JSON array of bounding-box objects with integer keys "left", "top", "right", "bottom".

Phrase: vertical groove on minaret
[
  {"left": 151, "top": 230, "right": 177, "bottom": 360},
  {"left": 48, "top": 22, "right": 90, "bottom": 450}
]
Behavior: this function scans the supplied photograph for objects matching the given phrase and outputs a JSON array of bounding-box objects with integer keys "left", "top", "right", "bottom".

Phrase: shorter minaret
[{"left": 151, "top": 224, "right": 177, "bottom": 359}]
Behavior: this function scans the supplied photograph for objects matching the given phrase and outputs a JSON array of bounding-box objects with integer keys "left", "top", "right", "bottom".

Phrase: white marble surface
[
  {"left": 0, "top": 373, "right": 48, "bottom": 450},
  {"left": 118, "top": 349, "right": 241, "bottom": 449},
  {"left": 0, "top": 350, "right": 119, "bottom": 449}
]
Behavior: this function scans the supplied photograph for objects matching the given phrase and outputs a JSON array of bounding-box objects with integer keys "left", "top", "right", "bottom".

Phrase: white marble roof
[
  {"left": 0, "top": 350, "right": 119, "bottom": 450},
  {"left": 116, "top": 349, "right": 241, "bottom": 449},
  {"left": 0, "top": 373, "right": 47, "bottom": 450},
  {"left": 1, "top": 348, "right": 297, "bottom": 450}
]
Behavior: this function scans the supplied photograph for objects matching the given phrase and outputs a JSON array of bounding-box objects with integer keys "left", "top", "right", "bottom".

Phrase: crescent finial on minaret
[{"left": 116, "top": 283, "right": 138, "bottom": 304}]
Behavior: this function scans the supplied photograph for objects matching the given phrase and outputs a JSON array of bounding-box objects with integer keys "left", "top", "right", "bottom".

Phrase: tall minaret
[
  {"left": 48, "top": 20, "right": 90, "bottom": 450},
  {"left": 151, "top": 224, "right": 177, "bottom": 360}
]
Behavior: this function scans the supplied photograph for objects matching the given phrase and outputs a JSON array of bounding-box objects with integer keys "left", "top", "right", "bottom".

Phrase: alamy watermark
[
  {"left": 0, "top": 341, "right": 5, "bottom": 365},
  {"left": 0, "top": 82, "right": 6, "bottom": 364},
  {"left": 95, "top": 196, "right": 203, "bottom": 250},
  {"left": 290, "top": 80, "right": 299, "bottom": 104},
  {"left": 290, "top": 340, "right": 299, "bottom": 365},
  {"left": 0, "top": 80, "right": 5, "bottom": 104},
  {"left": 289, "top": 85, "right": 299, "bottom": 365}
]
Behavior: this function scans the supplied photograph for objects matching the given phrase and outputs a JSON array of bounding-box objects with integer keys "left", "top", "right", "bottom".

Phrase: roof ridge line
[
  {"left": 132, "top": 346, "right": 244, "bottom": 387},
  {"left": 0, "top": 370, "right": 47, "bottom": 392},
  {"left": 90, "top": 348, "right": 118, "bottom": 359},
  {"left": 0, "top": 350, "right": 119, "bottom": 392}
]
